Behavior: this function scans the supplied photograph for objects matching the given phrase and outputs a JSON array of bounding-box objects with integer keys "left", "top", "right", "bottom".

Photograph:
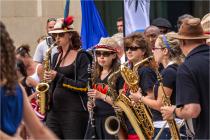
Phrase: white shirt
[{"left": 33, "top": 39, "right": 58, "bottom": 63}]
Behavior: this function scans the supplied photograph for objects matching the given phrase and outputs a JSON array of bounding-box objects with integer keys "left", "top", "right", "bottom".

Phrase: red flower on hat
[{"left": 63, "top": 16, "right": 74, "bottom": 29}]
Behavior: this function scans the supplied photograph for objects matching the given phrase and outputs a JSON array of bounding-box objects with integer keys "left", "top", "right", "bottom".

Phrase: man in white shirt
[{"left": 33, "top": 18, "right": 58, "bottom": 63}]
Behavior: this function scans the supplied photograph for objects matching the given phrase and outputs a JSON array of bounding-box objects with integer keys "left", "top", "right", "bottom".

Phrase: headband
[{"left": 162, "top": 35, "right": 171, "bottom": 49}]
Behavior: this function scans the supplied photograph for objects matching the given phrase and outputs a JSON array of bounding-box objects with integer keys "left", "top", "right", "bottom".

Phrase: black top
[
  {"left": 49, "top": 50, "right": 91, "bottom": 112},
  {"left": 126, "top": 65, "right": 157, "bottom": 134},
  {"left": 176, "top": 44, "right": 209, "bottom": 139},
  {"left": 138, "top": 66, "right": 157, "bottom": 96},
  {"left": 94, "top": 73, "right": 124, "bottom": 116},
  {"left": 152, "top": 64, "right": 178, "bottom": 121}
]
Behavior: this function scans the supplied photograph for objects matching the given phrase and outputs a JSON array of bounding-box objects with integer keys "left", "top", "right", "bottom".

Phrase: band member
[
  {"left": 160, "top": 18, "right": 209, "bottom": 139},
  {"left": 0, "top": 21, "right": 57, "bottom": 140},
  {"left": 86, "top": 37, "right": 124, "bottom": 139},
  {"left": 124, "top": 33, "right": 157, "bottom": 140},
  {"left": 130, "top": 32, "right": 185, "bottom": 139},
  {"left": 44, "top": 17, "right": 91, "bottom": 139}
]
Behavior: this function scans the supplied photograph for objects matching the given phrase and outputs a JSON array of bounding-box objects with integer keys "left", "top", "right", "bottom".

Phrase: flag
[
  {"left": 64, "top": 0, "right": 70, "bottom": 19},
  {"left": 124, "top": 0, "right": 150, "bottom": 36},
  {"left": 81, "top": 0, "right": 108, "bottom": 50}
]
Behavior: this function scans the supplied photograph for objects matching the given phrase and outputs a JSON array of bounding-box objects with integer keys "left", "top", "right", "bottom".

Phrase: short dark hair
[
  {"left": 117, "top": 17, "right": 123, "bottom": 22},
  {"left": 47, "top": 17, "right": 56, "bottom": 23},
  {"left": 177, "top": 14, "right": 194, "bottom": 29},
  {"left": 16, "top": 44, "right": 31, "bottom": 57},
  {"left": 152, "top": 17, "right": 172, "bottom": 29}
]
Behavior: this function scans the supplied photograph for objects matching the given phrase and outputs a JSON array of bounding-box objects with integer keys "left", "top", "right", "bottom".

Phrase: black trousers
[{"left": 46, "top": 110, "right": 88, "bottom": 139}]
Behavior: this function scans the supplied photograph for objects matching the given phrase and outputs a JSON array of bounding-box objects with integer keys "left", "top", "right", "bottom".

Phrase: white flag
[{"left": 124, "top": 0, "right": 150, "bottom": 36}]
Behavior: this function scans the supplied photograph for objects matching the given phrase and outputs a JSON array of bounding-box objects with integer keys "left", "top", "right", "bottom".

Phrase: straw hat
[
  {"left": 170, "top": 18, "right": 209, "bottom": 40},
  {"left": 95, "top": 37, "right": 118, "bottom": 52},
  {"left": 49, "top": 16, "right": 74, "bottom": 34}
]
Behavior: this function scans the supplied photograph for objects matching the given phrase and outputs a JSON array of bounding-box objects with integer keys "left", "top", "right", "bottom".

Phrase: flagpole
[{"left": 122, "top": 0, "right": 125, "bottom": 38}]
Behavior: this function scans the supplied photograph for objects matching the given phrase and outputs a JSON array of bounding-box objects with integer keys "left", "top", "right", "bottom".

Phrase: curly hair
[
  {"left": 68, "top": 31, "right": 82, "bottom": 50},
  {"left": 157, "top": 32, "right": 183, "bottom": 64},
  {"left": 124, "top": 32, "right": 152, "bottom": 58},
  {"left": 0, "top": 21, "right": 18, "bottom": 95}
]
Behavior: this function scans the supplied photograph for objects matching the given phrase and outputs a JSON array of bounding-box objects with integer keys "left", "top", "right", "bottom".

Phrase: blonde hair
[{"left": 157, "top": 32, "right": 183, "bottom": 64}]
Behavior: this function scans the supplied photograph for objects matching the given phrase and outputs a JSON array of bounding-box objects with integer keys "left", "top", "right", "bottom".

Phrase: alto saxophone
[
  {"left": 155, "top": 67, "right": 181, "bottom": 140},
  {"left": 36, "top": 43, "right": 57, "bottom": 115},
  {"left": 118, "top": 56, "right": 155, "bottom": 139}
]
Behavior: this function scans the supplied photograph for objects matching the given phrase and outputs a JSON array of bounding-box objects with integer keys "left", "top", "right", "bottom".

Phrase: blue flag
[
  {"left": 64, "top": 0, "right": 70, "bottom": 19},
  {"left": 81, "top": 0, "right": 108, "bottom": 50}
]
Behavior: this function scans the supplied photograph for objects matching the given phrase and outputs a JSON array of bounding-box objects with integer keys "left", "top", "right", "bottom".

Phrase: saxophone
[
  {"left": 36, "top": 43, "right": 57, "bottom": 115},
  {"left": 155, "top": 67, "right": 181, "bottom": 140},
  {"left": 117, "top": 56, "right": 155, "bottom": 139},
  {"left": 105, "top": 62, "right": 128, "bottom": 137}
]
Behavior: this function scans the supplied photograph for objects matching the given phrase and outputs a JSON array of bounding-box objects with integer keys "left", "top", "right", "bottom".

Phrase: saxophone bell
[
  {"left": 105, "top": 116, "right": 121, "bottom": 136},
  {"left": 36, "top": 42, "right": 57, "bottom": 116},
  {"left": 36, "top": 83, "right": 49, "bottom": 115}
]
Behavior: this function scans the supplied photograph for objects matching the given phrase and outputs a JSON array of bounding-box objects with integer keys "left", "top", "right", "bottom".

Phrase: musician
[
  {"left": 160, "top": 18, "right": 209, "bottom": 139},
  {"left": 44, "top": 17, "right": 91, "bottom": 139},
  {"left": 86, "top": 37, "right": 124, "bottom": 139},
  {"left": 0, "top": 21, "right": 57, "bottom": 140},
  {"left": 130, "top": 32, "right": 186, "bottom": 139},
  {"left": 124, "top": 33, "right": 157, "bottom": 140}
]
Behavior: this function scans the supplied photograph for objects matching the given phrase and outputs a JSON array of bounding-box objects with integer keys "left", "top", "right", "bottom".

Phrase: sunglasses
[
  {"left": 95, "top": 51, "right": 114, "bottom": 57},
  {"left": 47, "top": 18, "right": 56, "bottom": 23},
  {"left": 125, "top": 47, "right": 141, "bottom": 51},
  {"left": 52, "top": 33, "right": 65, "bottom": 38},
  {"left": 152, "top": 47, "right": 165, "bottom": 51}
]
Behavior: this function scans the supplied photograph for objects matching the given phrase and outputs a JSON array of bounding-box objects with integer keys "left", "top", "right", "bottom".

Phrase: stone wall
[{"left": 0, "top": 0, "right": 82, "bottom": 55}]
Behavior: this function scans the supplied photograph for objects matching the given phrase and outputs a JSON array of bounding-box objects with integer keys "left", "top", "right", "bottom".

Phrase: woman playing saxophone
[
  {"left": 129, "top": 32, "right": 187, "bottom": 139},
  {"left": 43, "top": 17, "right": 91, "bottom": 139},
  {"left": 123, "top": 33, "right": 157, "bottom": 140}
]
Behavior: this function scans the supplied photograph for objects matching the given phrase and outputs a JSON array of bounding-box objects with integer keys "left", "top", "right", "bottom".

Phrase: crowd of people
[{"left": 0, "top": 12, "right": 209, "bottom": 140}]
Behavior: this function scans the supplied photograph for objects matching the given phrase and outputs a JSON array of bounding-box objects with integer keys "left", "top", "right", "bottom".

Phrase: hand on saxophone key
[
  {"left": 44, "top": 70, "right": 57, "bottom": 82},
  {"left": 160, "top": 105, "right": 176, "bottom": 120},
  {"left": 129, "top": 88, "right": 143, "bottom": 103},
  {"left": 113, "top": 105, "right": 122, "bottom": 112}
]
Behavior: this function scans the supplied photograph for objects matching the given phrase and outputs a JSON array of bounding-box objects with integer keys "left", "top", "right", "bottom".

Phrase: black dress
[{"left": 46, "top": 50, "right": 91, "bottom": 139}]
